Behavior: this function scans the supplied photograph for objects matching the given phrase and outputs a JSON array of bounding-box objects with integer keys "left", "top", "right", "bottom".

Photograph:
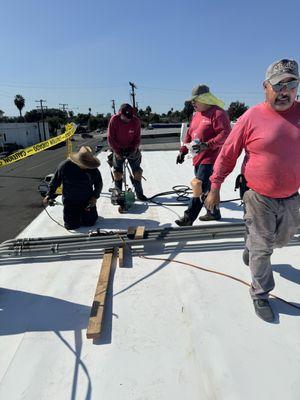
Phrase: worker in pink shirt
[
  {"left": 108, "top": 103, "right": 147, "bottom": 201},
  {"left": 175, "top": 84, "right": 231, "bottom": 226},
  {"left": 206, "top": 59, "right": 300, "bottom": 322}
]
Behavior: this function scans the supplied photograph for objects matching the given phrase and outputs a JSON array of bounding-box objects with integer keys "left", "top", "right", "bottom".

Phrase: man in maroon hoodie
[{"left": 107, "top": 103, "right": 147, "bottom": 201}]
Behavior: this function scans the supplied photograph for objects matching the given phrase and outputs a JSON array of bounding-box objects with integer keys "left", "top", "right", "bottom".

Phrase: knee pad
[
  {"left": 191, "top": 178, "right": 202, "bottom": 197},
  {"left": 133, "top": 168, "right": 143, "bottom": 181},
  {"left": 114, "top": 171, "right": 123, "bottom": 181}
]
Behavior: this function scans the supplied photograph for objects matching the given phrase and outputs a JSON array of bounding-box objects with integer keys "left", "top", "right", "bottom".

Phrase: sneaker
[
  {"left": 253, "top": 299, "right": 275, "bottom": 323},
  {"left": 136, "top": 194, "right": 148, "bottom": 201},
  {"left": 199, "top": 209, "right": 221, "bottom": 221},
  {"left": 243, "top": 247, "right": 249, "bottom": 266},
  {"left": 175, "top": 216, "right": 193, "bottom": 227}
]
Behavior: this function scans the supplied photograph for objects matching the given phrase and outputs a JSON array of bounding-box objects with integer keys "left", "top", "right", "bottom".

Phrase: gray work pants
[{"left": 243, "top": 190, "right": 300, "bottom": 299}]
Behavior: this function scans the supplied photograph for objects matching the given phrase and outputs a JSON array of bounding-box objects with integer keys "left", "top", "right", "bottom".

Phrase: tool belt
[{"left": 235, "top": 174, "right": 249, "bottom": 200}]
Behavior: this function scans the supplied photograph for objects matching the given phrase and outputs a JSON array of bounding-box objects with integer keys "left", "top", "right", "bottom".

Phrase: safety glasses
[{"left": 270, "top": 79, "right": 299, "bottom": 92}]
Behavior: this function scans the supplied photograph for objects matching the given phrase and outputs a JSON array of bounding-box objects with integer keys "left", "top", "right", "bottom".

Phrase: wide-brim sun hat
[
  {"left": 190, "top": 84, "right": 225, "bottom": 109},
  {"left": 69, "top": 146, "right": 100, "bottom": 169}
]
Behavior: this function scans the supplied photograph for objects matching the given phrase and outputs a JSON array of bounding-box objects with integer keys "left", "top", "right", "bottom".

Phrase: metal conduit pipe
[
  {"left": 1, "top": 231, "right": 248, "bottom": 258},
  {"left": 1, "top": 223, "right": 246, "bottom": 247},
  {"left": 1, "top": 224, "right": 299, "bottom": 258},
  {"left": 4, "top": 227, "right": 300, "bottom": 256},
  {"left": 0, "top": 224, "right": 246, "bottom": 250}
]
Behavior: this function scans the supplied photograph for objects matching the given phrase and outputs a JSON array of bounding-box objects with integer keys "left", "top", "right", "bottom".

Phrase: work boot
[
  {"left": 175, "top": 214, "right": 193, "bottom": 227},
  {"left": 243, "top": 247, "right": 249, "bottom": 266},
  {"left": 133, "top": 179, "right": 147, "bottom": 201},
  {"left": 199, "top": 208, "right": 221, "bottom": 221},
  {"left": 136, "top": 194, "right": 148, "bottom": 201},
  {"left": 115, "top": 179, "right": 123, "bottom": 193},
  {"left": 253, "top": 299, "right": 275, "bottom": 323}
]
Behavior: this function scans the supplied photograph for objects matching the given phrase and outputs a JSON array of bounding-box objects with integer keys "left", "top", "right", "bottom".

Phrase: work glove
[
  {"left": 192, "top": 142, "right": 209, "bottom": 154},
  {"left": 43, "top": 196, "right": 55, "bottom": 206},
  {"left": 176, "top": 152, "right": 185, "bottom": 164}
]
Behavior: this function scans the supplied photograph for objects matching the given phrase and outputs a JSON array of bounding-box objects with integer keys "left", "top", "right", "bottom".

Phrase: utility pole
[
  {"left": 59, "top": 103, "right": 68, "bottom": 112},
  {"left": 36, "top": 99, "right": 47, "bottom": 141},
  {"left": 129, "top": 81, "right": 137, "bottom": 109},
  {"left": 111, "top": 100, "right": 116, "bottom": 114}
]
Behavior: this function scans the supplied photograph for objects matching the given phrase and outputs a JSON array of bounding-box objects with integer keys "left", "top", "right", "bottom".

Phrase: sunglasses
[{"left": 270, "top": 80, "right": 299, "bottom": 92}]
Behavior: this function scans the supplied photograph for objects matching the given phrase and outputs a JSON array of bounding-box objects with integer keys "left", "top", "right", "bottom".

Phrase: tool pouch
[{"left": 235, "top": 174, "right": 249, "bottom": 200}]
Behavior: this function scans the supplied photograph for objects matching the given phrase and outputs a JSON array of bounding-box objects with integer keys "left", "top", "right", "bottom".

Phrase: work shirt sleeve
[
  {"left": 207, "top": 110, "right": 231, "bottom": 150},
  {"left": 180, "top": 128, "right": 192, "bottom": 154},
  {"left": 107, "top": 118, "right": 121, "bottom": 154},
  {"left": 92, "top": 170, "right": 103, "bottom": 199},
  {"left": 47, "top": 163, "right": 64, "bottom": 199},
  {"left": 130, "top": 119, "right": 141, "bottom": 152},
  {"left": 210, "top": 117, "right": 246, "bottom": 190}
]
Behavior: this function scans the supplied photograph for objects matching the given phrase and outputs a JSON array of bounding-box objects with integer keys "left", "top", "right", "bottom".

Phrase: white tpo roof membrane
[{"left": 0, "top": 150, "right": 299, "bottom": 400}]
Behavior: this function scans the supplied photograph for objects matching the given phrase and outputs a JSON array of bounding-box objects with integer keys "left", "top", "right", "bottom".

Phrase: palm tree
[{"left": 14, "top": 94, "right": 25, "bottom": 117}]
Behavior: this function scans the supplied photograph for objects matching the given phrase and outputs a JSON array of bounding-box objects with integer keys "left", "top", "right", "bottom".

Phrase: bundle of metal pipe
[{"left": 0, "top": 223, "right": 299, "bottom": 258}]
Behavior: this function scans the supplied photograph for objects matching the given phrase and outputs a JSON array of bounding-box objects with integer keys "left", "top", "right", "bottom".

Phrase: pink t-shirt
[
  {"left": 210, "top": 102, "right": 300, "bottom": 198},
  {"left": 180, "top": 106, "right": 231, "bottom": 165}
]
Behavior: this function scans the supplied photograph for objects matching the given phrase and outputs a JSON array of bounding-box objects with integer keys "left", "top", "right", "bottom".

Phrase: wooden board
[
  {"left": 134, "top": 226, "right": 145, "bottom": 240},
  {"left": 86, "top": 248, "right": 116, "bottom": 339},
  {"left": 118, "top": 243, "right": 132, "bottom": 268}
]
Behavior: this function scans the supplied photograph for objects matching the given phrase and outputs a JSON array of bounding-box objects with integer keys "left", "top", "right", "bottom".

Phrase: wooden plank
[
  {"left": 118, "top": 243, "right": 132, "bottom": 268},
  {"left": 134, "top": 226, "right": 145, "bottom": 240},
  {"left": 127, "top": 226, "right": 136, "bottom": 239},
  {"left": 86, "top": 248, "right": 116, "bottom": 339},
  {"left": 118, "top": 245, "right": 124, "bottom": 268}
]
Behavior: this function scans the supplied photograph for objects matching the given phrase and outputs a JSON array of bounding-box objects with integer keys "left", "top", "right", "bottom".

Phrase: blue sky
[{"left": 1, "top": 0, "right": 299, "bottom": 116}]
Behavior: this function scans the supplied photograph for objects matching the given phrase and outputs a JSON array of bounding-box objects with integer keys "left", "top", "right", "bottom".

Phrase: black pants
[{"left": 63, "top": 199, "right": 98, "bottom": 230}]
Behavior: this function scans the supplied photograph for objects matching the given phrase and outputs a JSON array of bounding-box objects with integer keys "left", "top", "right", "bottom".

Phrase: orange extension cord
[{"left": 139, "top": 255, "right": 300, "bottom": 311}]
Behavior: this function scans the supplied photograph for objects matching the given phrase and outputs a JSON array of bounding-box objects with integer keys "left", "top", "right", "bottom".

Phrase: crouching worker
[
  {"left": 43, "top": 146, "right": 103, "bottom": 230},
  {"left": 107, "top": 103, "right": 147, "bottom": 201},
  {"left": 175, "top": 84, "right": 231, "bottom": 226}
]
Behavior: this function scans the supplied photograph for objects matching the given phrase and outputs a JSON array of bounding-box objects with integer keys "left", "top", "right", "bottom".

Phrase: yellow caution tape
[{"left": 0, "top": 123, "right": 77, "bottom": 168}]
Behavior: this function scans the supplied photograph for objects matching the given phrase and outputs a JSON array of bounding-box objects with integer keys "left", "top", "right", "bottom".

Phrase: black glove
[
  {"left": 176, "top": 152, "right": 185, "bottom": 164},
  {"left": 192, "top": 142, "right": 209, "bottom": 154}
]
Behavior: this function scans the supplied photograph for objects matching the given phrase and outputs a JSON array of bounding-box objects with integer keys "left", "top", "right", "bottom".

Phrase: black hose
[{"left": 149, "top": 185, "right": 241, "bottom": 206}]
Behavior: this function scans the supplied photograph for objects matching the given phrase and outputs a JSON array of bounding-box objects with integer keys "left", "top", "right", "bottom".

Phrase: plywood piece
[{"left": 86, "top": 248, "right": 116, "bottom": 339}]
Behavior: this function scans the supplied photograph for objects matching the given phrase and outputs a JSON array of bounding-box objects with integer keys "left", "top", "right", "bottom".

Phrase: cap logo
[{"left": 273, "top": 60, "right": 297, "bottom": 74}]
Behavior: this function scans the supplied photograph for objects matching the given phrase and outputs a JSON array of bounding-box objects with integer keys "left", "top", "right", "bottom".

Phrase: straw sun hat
[{"left": 69, "top": 146, "right": 100, "bottom": 169}]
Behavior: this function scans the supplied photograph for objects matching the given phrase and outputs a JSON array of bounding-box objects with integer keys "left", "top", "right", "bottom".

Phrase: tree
[
  {"left": 227, "top": 101, "right": 248, "bottom": 122},
  {"left": 145, "top": 106, "right": 152, "bottom": 116},
  {"left": 181, "top": 101, "right": 194, "bottom": 121},
  {"left": 14, "top": 94, "right": 25, "bottom": 117}
]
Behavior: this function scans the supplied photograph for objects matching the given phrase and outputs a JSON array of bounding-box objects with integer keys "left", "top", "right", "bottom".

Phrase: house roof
[{"left": 1, "top": 150, "right": 300, "bottom": 400}]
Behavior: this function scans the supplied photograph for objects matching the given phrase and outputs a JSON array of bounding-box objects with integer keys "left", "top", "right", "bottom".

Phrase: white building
[{"left": 0, "top": 122, "right": 50, "bottom": 148}]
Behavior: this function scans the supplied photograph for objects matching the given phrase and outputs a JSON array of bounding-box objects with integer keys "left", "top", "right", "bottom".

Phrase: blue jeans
[
  {"left": 194, "top": 164, "right": 213, "bottom": 194},
  {"left": 185, "top": 164, "right": 216, "bottom": 222},
  {"left": 113, "top": 150, "right": 142, "bottom": 173}
]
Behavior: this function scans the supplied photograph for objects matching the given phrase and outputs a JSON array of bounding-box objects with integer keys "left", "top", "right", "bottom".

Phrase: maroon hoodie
[{"left": 107, "top": 113, "right": 141, "bottom": 154}]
